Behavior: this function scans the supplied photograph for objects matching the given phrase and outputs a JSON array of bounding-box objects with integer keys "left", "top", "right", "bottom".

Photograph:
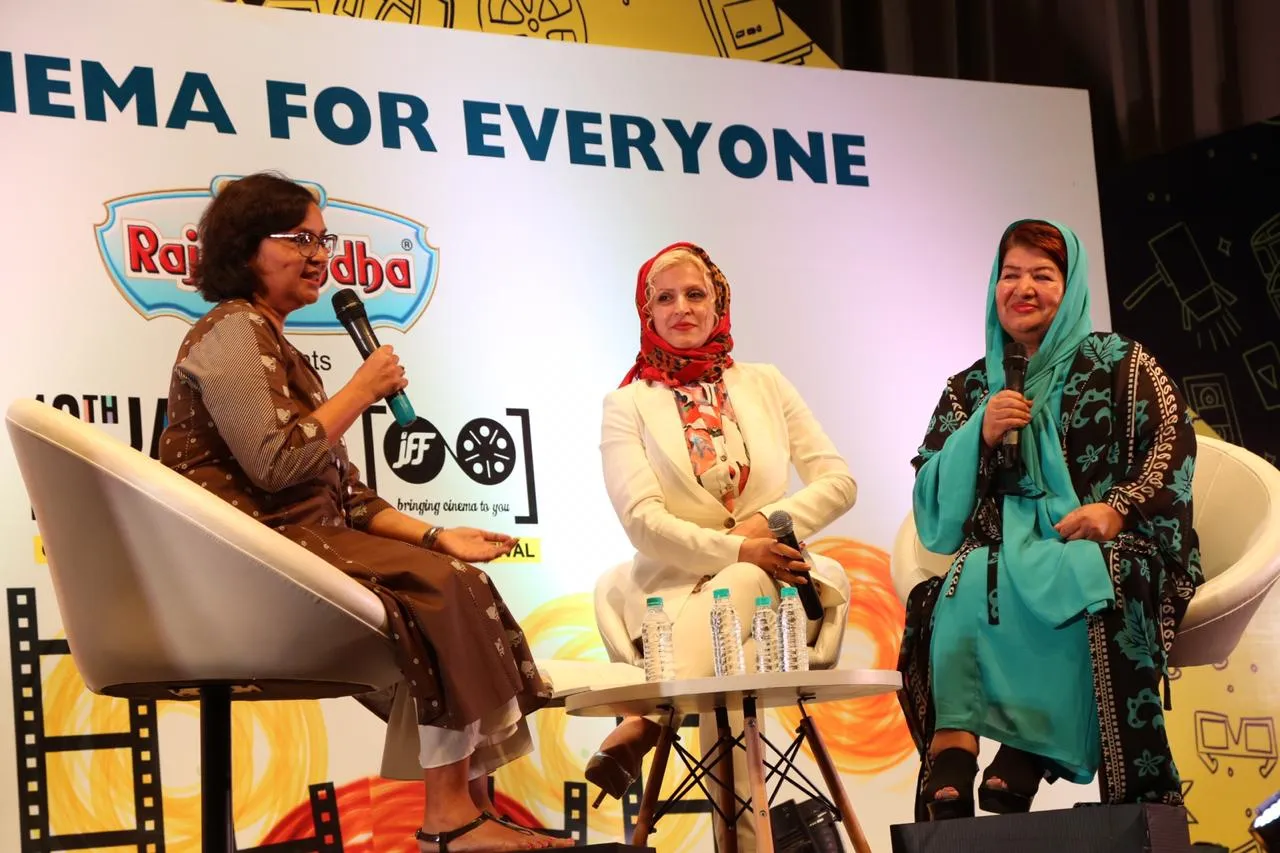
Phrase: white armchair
[
  {"left": 889, "top": 434, "right": 1280, "bottom": 667},
  {"left": 6, "top": 398, "right": 402, "bottom": 852},
  {"left": 593, "top": 558, "right": 852, "bottom": 669},
  {"left": 4, "top": 399, "right": 611, "bottom": 851}
]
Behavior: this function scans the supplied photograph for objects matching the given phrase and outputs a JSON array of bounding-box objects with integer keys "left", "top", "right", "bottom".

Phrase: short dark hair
[
  {"left": 1000, "top": 220, "right": 1068, "bottom": 279},
  {"left": 192, "top": 172, "right": 316, "bottom": 302}
]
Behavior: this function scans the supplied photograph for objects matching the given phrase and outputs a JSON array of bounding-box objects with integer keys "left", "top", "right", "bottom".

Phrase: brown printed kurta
[{"left": 159, "top": 298, "right": 549, "bottom": 733}]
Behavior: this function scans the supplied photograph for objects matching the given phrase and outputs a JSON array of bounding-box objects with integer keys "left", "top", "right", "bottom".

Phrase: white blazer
[{"left": 600, "top": 362, "right": 857, "bottom": 638}]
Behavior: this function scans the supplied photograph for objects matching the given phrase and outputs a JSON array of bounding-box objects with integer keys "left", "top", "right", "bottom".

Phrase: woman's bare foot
[
  {"left": 466, "top": 775, "right": 572, "bottom": 846},
  {"left": 417, "top": 811, "right": 558, "bottom": 852},
  {"left": 928, "top": 729, "right": 978, "bottom": 800}
]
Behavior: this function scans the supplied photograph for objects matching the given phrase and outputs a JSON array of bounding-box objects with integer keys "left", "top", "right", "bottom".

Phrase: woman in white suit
[{"left": 588, "top": 242, "right": 856, "bottom": 850}]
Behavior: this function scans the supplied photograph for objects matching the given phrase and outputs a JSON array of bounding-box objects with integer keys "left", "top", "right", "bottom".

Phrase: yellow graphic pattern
[
  {"left": 42, "top": 652, "right": 329, "bottom": 852},
  {"left": 491, "top": 537, "right": 541, "bottom": 563},
  {"left": 1166, "top": 584, "right": 1280, "bottom": 849},
  {"left": 215, "top": 0, "right": 837, "bottom": 68}
]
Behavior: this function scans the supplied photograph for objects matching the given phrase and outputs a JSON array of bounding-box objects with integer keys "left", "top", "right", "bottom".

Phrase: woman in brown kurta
[{"left": 159, "top": 173, "right": 571, "bottom": 853}]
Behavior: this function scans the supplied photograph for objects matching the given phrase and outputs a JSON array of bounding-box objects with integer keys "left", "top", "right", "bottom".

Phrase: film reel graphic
[
  {"left": 385, "top": 417, "right": 518, "bottom": 487},
  {"left": 7, "top": 588, "right": 343, "bottom": 852},
  {"left": 477, "top": 0, "right": 588, "bottom": 42}
]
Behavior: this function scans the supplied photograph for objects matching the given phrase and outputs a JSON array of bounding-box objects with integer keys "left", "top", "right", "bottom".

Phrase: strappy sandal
[
  {"left": 922, "top": 747, "right": 978, "bottom": 821},
  {"left": 493, "top": 813, "right": 572, "bottom": 840},
  {"left": 415, "top": 812, "right": 510, "bottom": 853},
  {"left": 978, "top": 745, "right": 1044, "bottom": 814}
]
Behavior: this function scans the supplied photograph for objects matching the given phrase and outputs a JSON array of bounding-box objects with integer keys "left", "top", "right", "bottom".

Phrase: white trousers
[{"left": 417, "top": 696, "right": 532, "bottom": 781}]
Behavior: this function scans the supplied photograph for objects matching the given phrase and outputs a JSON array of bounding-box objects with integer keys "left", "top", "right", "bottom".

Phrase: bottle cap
[
  {"left": 713, "top": 588, "right": 730, "bottom": 600},
  {"left": 646, "top": 596, "right": 663, "bottom": 608},
  {"left": 755, "top": 596, "right": 772, "bottom": 607},
  {"left": 781, "top": 587, "right": 798, "bottom": 598}
]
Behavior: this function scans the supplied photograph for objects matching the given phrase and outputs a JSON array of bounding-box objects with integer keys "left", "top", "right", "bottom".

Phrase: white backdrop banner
[{"left": 0, "top": 0, "right": 1109, "bottom": 850}]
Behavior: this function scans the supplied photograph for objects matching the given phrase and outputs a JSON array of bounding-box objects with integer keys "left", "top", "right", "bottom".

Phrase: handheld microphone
[
  {"left": 331, "top": 289, "right": 417, "bottom": 427},
  {"left": 1001, "top": 341, "right": 1029, "bottom": 470},
  {"left": 766, "top": 510, "right": 825, "bottom": 621}
]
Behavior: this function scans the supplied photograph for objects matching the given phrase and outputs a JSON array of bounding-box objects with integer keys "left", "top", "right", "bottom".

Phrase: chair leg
[
  {"left": 201, "top": 686, "right": 235, "bottom": 853},
  {"left": 742, "top": 698, "right": 773, "bottom": 853},
  {"left": 631, "top": 717, "right": 677, "bottom": 848},
  {"left": 797, "top": 712, "right": 870, "bottom": 853}
]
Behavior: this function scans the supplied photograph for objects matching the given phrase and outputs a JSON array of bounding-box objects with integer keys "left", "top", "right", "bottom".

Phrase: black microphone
[
  {"left": 1001, "top": 341, "right": 1029, "bottom": 469},
  {"left": 331, "top": 289, "right": 417, "bottom": 427},
  {"left": 766, "top": 510, "right": 825, "bottom": 621}
]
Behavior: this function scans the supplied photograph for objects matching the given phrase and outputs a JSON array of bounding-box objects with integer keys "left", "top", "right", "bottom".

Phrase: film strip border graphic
[{"left": 7, "top": 587, "right": 341, "bottom": 852}]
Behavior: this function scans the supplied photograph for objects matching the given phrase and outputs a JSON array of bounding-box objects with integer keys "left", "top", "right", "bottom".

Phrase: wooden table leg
[
  {"left": 631, "top": 715, "right": 677, "bottom": 848},
  {"left": 742, "top": 697, "right": 774, "bottom": 853},
  {"left": 712, "top": 707, "right": 738, "bottom": 853},
  {"left": 798, "top": 712, "right": 871, "bottom": 853}
]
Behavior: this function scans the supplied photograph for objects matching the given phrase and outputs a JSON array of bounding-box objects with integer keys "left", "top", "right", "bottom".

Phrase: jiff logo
[
  {"left": 96, "top": 175, "right": 439, "bottom": 333},
  {"left": 394, "top": 430, "right": 438, "bottom": 470},
  {"left": 390, "top": 422, "right": 446, "bottom": 484}
]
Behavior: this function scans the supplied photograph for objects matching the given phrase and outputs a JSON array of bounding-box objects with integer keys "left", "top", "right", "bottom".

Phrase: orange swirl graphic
[
  {"left": 498, "top": 593, "right": 710, "bottom": 852},
  {"left": 261, "top": 776, "right": 541, "bottom": 851},
  {"left": 773, "top": 536, "right": 914, "bottom": 776},
  {"left": 42, "top": 651, "right": 328, "bottom": 851}
]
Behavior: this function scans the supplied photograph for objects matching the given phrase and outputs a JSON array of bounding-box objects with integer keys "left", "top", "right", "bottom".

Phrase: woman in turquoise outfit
[{"left": 898, "top": 220, "right": 1203, "bottom": 820}]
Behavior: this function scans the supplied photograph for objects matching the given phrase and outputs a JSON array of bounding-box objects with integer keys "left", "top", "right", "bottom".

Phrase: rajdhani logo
[{"left": 94, "top": 175, "right": 439, "bottom": 333}]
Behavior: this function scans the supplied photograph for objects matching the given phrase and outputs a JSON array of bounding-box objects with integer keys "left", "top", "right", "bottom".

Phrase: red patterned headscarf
[{"left": 620, "top": 242, "right": 734, "bottom": 387}]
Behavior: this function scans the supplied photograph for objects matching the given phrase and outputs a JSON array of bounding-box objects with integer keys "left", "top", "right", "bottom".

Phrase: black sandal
[
  {"left": 978, "top": 745, "right": 1044, "bottom": 814},
  {"left": 922, "top": 747, "right": 978, "bottom": 820},
  {"left": 415, "top": 812, "right": 507, "bottom": 853}
]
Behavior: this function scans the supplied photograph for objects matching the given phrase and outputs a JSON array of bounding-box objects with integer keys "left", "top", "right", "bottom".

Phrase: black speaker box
[{"left": 890, "top": 804, "right": 1191, "bottom": 853}]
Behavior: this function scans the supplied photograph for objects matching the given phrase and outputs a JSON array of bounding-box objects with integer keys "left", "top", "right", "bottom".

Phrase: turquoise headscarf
[
  {"left": 916, "top": 219, "right": 1114, "bottom": 627},
  {"left": 984, "top": 219, "right": 1091, "bottom": 491}
]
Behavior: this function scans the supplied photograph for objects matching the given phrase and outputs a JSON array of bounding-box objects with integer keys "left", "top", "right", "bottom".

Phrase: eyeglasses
[{"left": 268, "top": 231, "right": 339, "bottom": 258}]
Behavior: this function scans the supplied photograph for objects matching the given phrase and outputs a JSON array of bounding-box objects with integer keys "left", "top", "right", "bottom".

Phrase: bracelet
[{"left": 421, "top": 525, "right": 443, "bottom": 551}]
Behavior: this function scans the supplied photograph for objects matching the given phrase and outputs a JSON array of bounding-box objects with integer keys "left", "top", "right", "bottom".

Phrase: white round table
[{"left": 566, "top": 669, "right": 902, "bottom": 853}]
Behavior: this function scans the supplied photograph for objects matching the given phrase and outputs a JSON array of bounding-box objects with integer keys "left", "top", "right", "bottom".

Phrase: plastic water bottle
[
  {"left": 778, "top": 587, "right": 809, "bottom": 672},
  {"left": 752, "top": 596, "right": 780, "bottom": 674},
  {"left": 709, "top": 588, "right": 746, "bottom": 677},
  {"left": 640, "top": 596, "right": 675, "bottom": 682}
]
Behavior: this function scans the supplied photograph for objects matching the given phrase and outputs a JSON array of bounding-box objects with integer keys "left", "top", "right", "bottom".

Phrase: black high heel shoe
[
  {"left": 978, "top": 745, "right": 1044, "bottom": 814},
  {"left": 922, "top": 747, "right": 978, "bottom": 820},
  {"left": 584, "top": 718, "right": 661, "bottom": 807},
  {"left": 584, "top": 749, "right": 640, "bottom": 806}
]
